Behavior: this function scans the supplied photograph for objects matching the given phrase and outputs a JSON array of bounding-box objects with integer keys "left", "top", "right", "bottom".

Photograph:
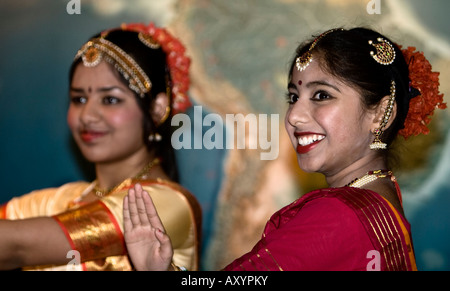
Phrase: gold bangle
[
  {"left": 171, "top": 262, "right": 181, "bottom": 271},
  {"left": 170, "top": 262, "right": 187, "bottom": 271}
]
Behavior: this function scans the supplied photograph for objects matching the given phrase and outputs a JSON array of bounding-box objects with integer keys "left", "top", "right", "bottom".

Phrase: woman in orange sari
[
  {"left": 123, "top": 27, "right": 445, "bottom": 271},
  {"left": 0, "top": 23, "right": 201, "bottom": 271}
]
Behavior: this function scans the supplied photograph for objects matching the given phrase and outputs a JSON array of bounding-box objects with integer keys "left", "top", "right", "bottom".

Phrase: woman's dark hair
[
  {"left": 289, "top": 27, "right": 413, "bottom": 163},
  {"left": 69, "top": 29, "right": 179, "bottom": 181}
]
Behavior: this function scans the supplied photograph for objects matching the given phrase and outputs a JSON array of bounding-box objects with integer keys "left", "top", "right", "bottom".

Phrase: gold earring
[
  {"left": 370, "top": 128, "right": 386, "bottom": 150},
  {"left": 157, "top": 106, "right": 171, "bottom": 126},
  {"left": 148, "top": 133, "right": 162, "bottom": 142},
  {"left": 370, "top": 80, "right": 396, "bottom": 150}
]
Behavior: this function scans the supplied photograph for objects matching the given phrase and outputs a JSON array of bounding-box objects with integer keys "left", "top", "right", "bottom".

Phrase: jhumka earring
[
  {"left": 370, "top": 80, "right": 396, "bottom": 150},
  {"left": 148, "top": 132, "right": 162, "bottom": 142},
  {"left": 368, "top": 36, "right": 397, "bottom": 150}
]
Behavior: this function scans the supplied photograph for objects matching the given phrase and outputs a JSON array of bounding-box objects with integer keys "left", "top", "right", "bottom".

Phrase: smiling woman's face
[
  {"left": 285, "top": 58, "right": 376, "bottom": 178},
  {"left": 67, "top": 61, "right": 146, "bottom": 164}
]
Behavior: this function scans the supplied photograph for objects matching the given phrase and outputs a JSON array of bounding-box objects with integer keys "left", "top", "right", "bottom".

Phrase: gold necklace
[
  {"left": 93, "top": 157, "right": 161, "bottom": 198},
  {"left": 346, "top": 169, "right": 393, "bottom": 188}
]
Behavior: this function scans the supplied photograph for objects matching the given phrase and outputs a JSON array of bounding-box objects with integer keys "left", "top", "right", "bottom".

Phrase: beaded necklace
[
  {"left": 93, "top": 157, "right": 160, "bottom": 198},
  {"left": 346, "top": 169, "right": 403, "bottom": 206},
  {"left": 346, "top": 169, "right": 393, "bottom": 188}
]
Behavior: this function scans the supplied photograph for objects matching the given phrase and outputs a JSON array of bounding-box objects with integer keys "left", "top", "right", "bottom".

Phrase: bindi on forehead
[
  {"left": 298, "top": 80, "right": 303, "bottom": 86},
  {"left": 87, "top": 87, "right": 92, "bottom": 93}
]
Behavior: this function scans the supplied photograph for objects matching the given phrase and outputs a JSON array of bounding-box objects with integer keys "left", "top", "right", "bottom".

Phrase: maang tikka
[{"left": 295, "top": 28, "right": 344, "bottom": 72}]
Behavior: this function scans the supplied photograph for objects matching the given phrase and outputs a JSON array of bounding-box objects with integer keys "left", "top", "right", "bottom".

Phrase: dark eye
[
  {"left": 70, "top": 96, "right": 87, "bottom": 104},
  {"left": 286, "top": 92, "right": 299, "bottom": 104},
  {"left": 312, "top": 91, "right": 331, "bottom": 101},
  {"left": 103, "top": 96, "right": 121, "bottom": 105}
]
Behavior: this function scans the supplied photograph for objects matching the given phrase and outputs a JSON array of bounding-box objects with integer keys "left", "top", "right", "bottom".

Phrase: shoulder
[
  {"left": 267, "top": 187, "right": 389, "bottom": 235},
  {"left": 262, "top": 188, "right": 377, "bottom": 270},
  {"left": 137, "top": 179, "right": 202, "bottom": 230},
  {"left": 3, "top": 181, "right": 90, "bottom": 219},
  {"left": 281, "top": 187, "right": 387, "bottom": 215},
  {"left": 139, "top": 179, "right": 201, "bottom": 215}
]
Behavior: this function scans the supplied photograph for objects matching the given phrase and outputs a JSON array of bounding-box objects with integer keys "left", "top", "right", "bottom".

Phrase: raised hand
[{"left": 123, "top": 183, "right": 173, "bottom": 271}]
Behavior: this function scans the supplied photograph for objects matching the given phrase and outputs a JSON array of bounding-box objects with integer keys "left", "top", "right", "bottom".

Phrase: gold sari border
[
  {"left": 379, "top": 196, "right": 418, "bottom": 271},
  {"left": 338, "top": 187, "right": 411, "bottom": 271}
]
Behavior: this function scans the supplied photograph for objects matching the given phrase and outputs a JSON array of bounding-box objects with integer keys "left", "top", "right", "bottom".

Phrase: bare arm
[
  {"left": 123, "top": 183, "right": 174, "bottom": 271},
  {"left": 0, "top": 217, "right": 72, "bottom": 270}
]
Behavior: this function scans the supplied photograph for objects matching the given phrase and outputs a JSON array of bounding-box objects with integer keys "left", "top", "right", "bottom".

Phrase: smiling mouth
[
  {"left": 80, "top": 130, "right": 107, "bottom": 142},
  {"left": 297, "top": 134, "right": 325, "bottom": 146}
]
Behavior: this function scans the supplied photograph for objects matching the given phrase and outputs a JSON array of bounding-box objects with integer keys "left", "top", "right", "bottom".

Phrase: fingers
[
  {"left": 140, "top": 186, "right": 167, "bottom": 233},
  {"left": 125, "top": 186, "right": 142, "bottom": 227},
  {"left": 134, "top": 183, "right": 151, "bottom": 226},
  {"left": 155, "top": 228, "right": 174, "bottom": 260},
  {"left": 123, "top": 195, "right": 132, "bottom": 232},
  {"left": 123, "top": 183, "right": 166, "bottom": 232}
]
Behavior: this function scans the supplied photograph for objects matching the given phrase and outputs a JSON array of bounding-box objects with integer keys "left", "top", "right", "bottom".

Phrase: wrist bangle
[{"left": 170, "top": 262, "right": 187, "bottom": 271}]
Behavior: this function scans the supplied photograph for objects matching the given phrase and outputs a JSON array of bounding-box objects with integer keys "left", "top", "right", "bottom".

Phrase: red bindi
[{"left": 298, "top": 80, "right": 303, "bottom": 86}]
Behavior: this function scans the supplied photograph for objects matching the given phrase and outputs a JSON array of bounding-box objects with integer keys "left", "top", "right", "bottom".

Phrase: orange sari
[{"left": 1, "top": 179, "right": 201, "bottom": 271}]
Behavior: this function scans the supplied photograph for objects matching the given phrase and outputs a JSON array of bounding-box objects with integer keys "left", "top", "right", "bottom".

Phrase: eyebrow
[
  {"left": 287, "top": 80, "right": 341, "bottom": 93},
  {"left": 69, "top": 86, "right": 127, "bottom": 93},
  {"left": 306, "top": 81, "right": 341, "bottom": 92}
]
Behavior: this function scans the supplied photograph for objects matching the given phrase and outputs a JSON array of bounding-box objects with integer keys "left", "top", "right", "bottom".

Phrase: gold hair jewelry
[
  {"left": 296, "top": 28, "right": 344, "bottom": 72},
  {"left": 138, "top": 32, "right": 161, "bottom": 49},
  {"left": 347, "top": 170, "right": 393, "bottom": 188},
  {"left": 370, "top": 80, "right": 396, "bottom": 150},
  {"left": 75, "top": 37, "right": 152, "bottom": 98},
  {"left": 93, "top": 157, "right": 160, "bottom": 198},
  {"left": 368, "top": 37, "right": 396, "bottom": 65}
]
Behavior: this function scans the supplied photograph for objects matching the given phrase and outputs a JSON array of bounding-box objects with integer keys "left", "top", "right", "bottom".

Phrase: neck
[
  {"left": 325, "top": 155, "right": 388, "bottom": 188},
  {"left": 95, "top": 150, "right": 155, "bottom": 190}
]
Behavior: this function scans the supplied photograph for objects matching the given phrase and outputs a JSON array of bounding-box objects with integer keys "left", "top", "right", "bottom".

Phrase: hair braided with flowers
[
  {"left": 121, "top": 22, "right": 192, "bottom": 115},
  {"left": 398, "top": 46, "right": 446, "bottom": 138}
]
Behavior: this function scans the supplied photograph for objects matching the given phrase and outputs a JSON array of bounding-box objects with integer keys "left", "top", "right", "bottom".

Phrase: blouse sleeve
[{"left": 224, "top": 196, "right": 375, "bottom": 271}]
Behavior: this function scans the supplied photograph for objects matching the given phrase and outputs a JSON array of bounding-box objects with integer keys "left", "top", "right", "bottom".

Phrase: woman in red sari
[{"left": 123, "top": 27, "right": 445, "bottom": 271}]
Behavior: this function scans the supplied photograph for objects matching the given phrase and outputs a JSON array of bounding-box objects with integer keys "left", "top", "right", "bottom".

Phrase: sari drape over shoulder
[
  {"left": 1, "top": 179, "right": 201, "bottom": 271},
  {"left": 224, "top": 187, "right": 416, "bottom": 271}
]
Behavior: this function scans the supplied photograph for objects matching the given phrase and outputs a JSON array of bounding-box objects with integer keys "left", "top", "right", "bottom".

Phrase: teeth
[{"left": 298, "top": 134, "right": 325, "bottom": 146}]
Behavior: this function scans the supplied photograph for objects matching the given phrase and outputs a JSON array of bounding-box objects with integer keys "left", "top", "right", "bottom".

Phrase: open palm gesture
[{"left": 123, "top": 183, "right": 173, "bottom": 271}]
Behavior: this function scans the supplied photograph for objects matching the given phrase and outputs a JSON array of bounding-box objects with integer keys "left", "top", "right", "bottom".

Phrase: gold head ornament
[
  {"left": 295, "top": 28, "right": 344, "bottom": 72},
  {"left": 74, "top": 36, "right": 153, "bottom": 98},
  {"left": 368, "top": 37, "right": 396, "bottom": 65}
]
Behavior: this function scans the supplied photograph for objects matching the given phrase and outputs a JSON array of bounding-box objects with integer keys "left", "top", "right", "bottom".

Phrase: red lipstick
[
  {"left": 80, "top": 130, "right": 106, "bottom": 143},
  {"left": 294, "top": 132, "right": 325, "bottom": 154}
]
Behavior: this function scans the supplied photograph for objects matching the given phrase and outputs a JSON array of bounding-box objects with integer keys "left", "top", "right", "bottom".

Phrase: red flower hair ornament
[
  {"left": 399, "top": 46, "right": 446, "bottom": 138},
  {"left": 121, "top": 22, "right": 192, "bottom": 115}
]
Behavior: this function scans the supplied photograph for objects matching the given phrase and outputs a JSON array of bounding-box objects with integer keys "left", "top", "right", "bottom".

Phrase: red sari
[{"left": 224, "top": 187, "right": 417, "bottom": 271}]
